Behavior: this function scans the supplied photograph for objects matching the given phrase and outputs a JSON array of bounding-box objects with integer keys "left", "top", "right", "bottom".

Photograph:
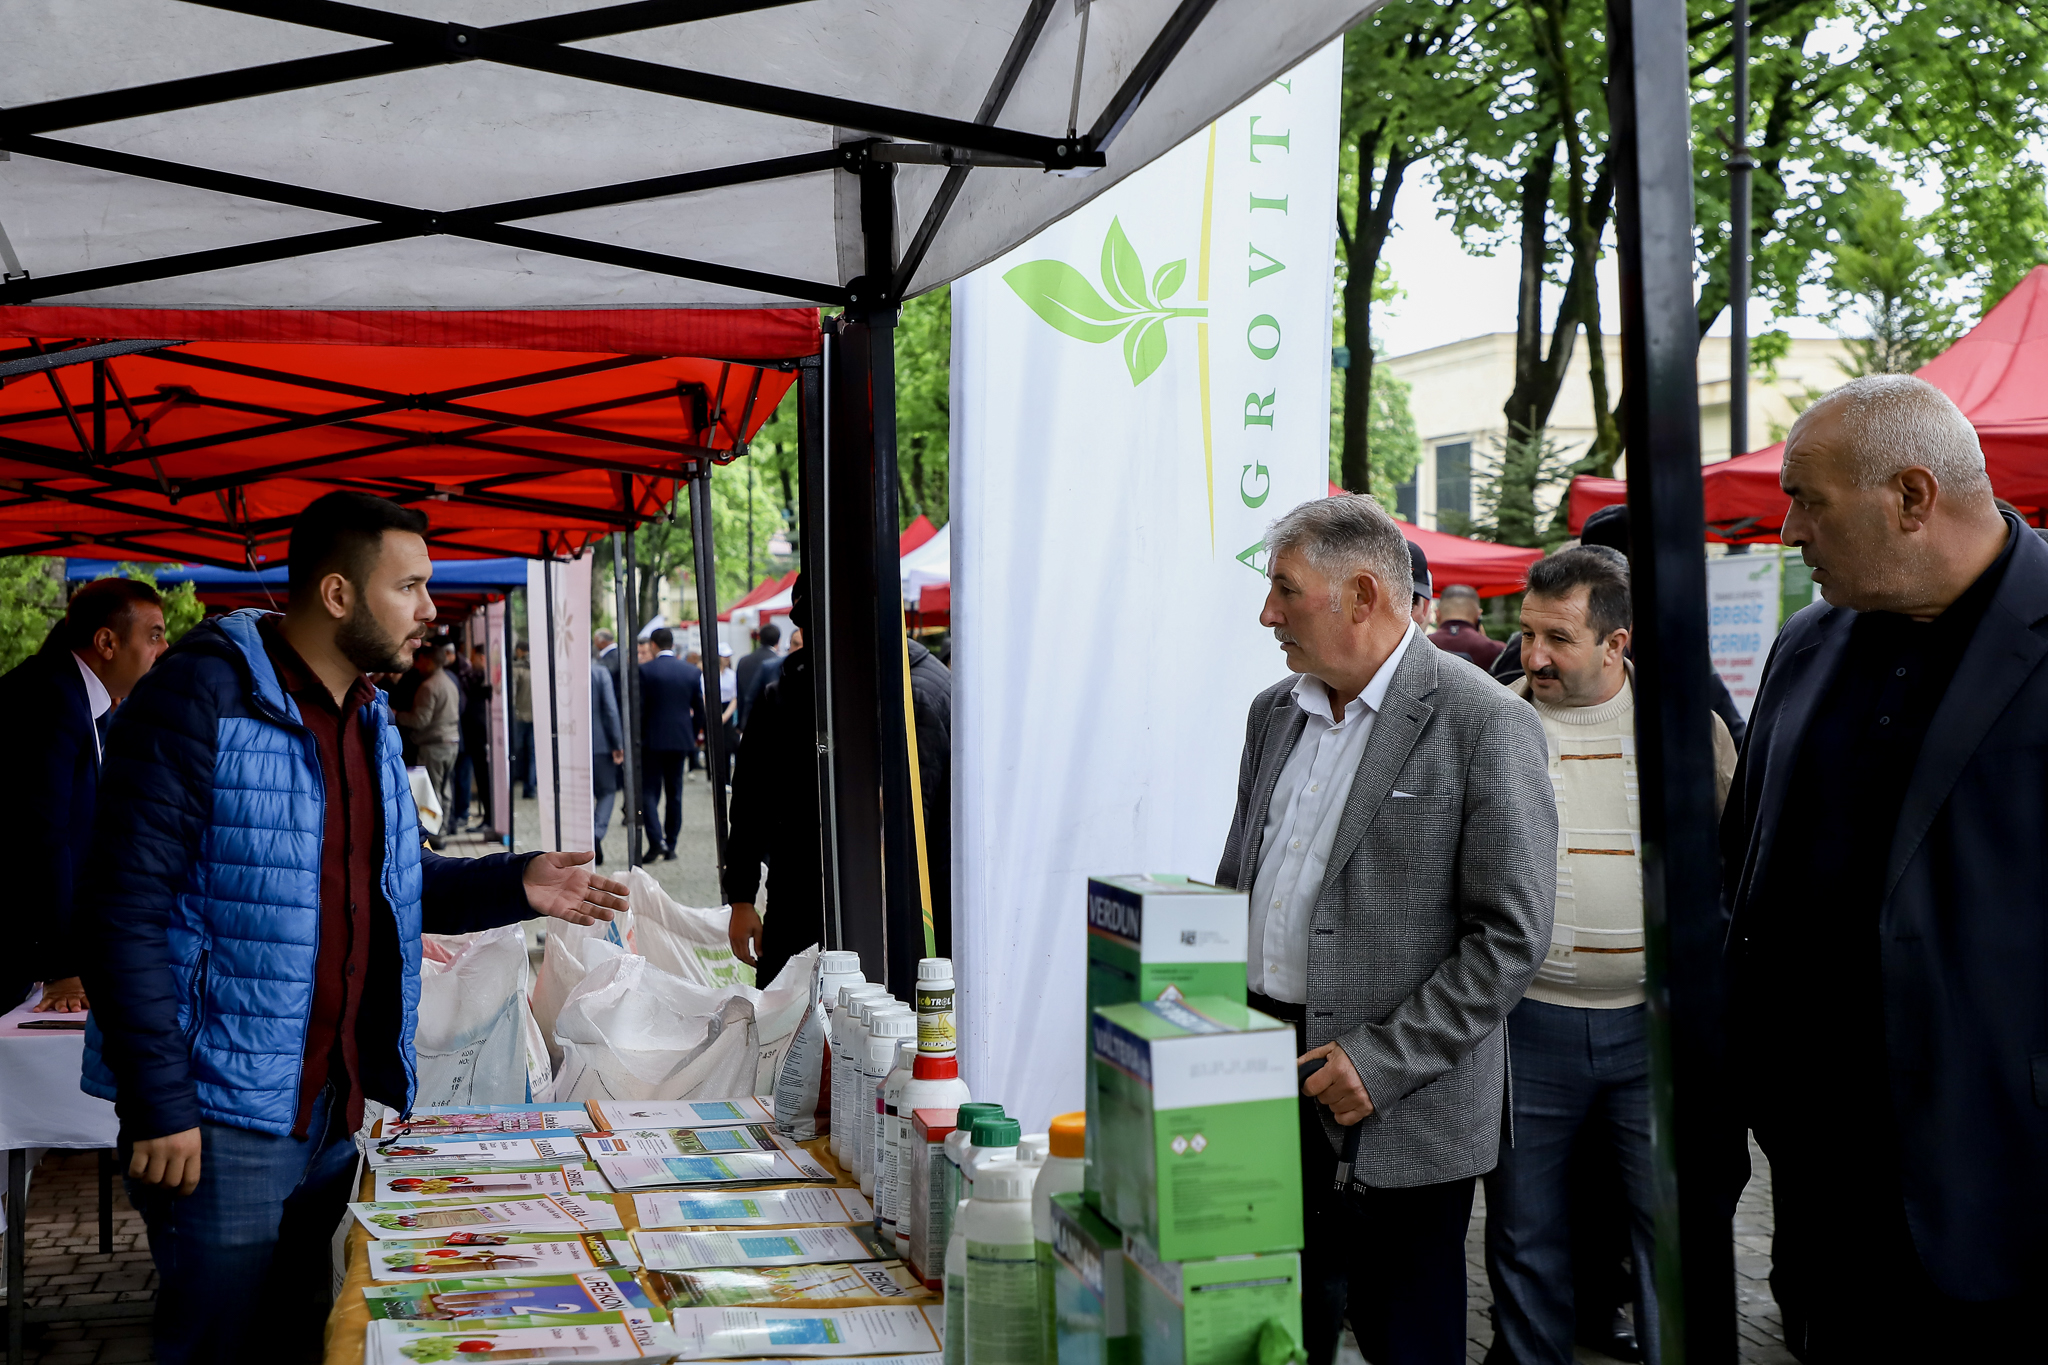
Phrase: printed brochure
[
  {"left": 382, "top": 1105, "right": 597, "bottom": 1138},
  {"left": 664, "top": 1306, "right": 944, "bottom": 1359},
  {"left": 351, "top": 1193, "right": 623, "bottom": 1239},
  {"left": 368, "top": 1231, "right": 638, "bottom": 1283},
  {"left": 632, "top": 1188, "right": 872, "bottom": 1229},
  {"left": 634, "top": 1225, "right": 885, "bottom": 1271},
  {"left": 373, "top": 1164, "right": 607, "bottom": 1202},
  {"left": 589, "top": 1098, "right": 774, "bottom": 1129},
  {"left": 582, "top": 1124, "right": 790, "bottom": 1159},
  {"left": 366, "top": 1315, "right": 679, "bottom": 1364},
  {"left": 590, "top": 1149, "right": 834, "bottom": 1191},
  {"left": 369, "top": 1136, "right": 588, "bottom": 1168},
  {"left": 660, "top": 1262, "right": 930, "bottom": 1309},
  {"left": 363, "top": 1269, "right": 659, "bottom": 1322}
]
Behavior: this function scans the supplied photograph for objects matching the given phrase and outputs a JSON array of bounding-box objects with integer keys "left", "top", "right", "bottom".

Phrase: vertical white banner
[
  {"left": 485, "top": 599, "right": 511, "bottom": 843},
  {"left": 1706, "top": 552, "right": 1781, "bottom": 720},
  {"left": 526, "top": 556, "right": 594, "bottom": 853},
  {"left": 952, "top": 45, "right": 1343, "bottom": 1129}
]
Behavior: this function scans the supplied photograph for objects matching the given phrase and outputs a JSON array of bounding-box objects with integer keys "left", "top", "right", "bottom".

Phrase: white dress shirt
[
  {"left": 1247, "top": 625, "right": 1416, "bottom": 1003},
  {"left": 72, "top": 651, "right": 113, "bottom": 763}
]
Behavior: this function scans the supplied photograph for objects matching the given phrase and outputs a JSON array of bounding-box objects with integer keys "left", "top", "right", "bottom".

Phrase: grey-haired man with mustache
[{"left": 1216, "top": 494, "right": 1556, "bottom": 1365}]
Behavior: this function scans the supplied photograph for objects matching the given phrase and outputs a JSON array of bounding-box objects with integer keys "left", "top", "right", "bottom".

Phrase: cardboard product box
[
  {"left": 1089, "top": 997, "right": 1301, "bottom": 1261},
  {"left": 1050, "top": 1193, "right": 1132, "bottom": 1365},
  {"left": 1123, "top": 1234, "right": 1302, "bottom": 1365},
  {"left": 1085, "top": 876, "right": 1248, "bottom": 1209},
  {"left": 905, "top": 1108, "right": 958, "bottom": 1290}
]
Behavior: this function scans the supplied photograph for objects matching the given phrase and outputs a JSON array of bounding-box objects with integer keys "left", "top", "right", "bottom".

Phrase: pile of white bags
[
  {"left": 415, "top": 925, "right": 548, "bottom": 1105},
  {"left": 406, "top": 869, "right": 830, "bottom": 1110}
]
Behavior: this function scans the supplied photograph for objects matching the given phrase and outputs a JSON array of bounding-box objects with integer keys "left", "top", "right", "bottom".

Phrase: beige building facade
[{"left": 1379, "top": 331, "right": 1855, "bottom": 532}]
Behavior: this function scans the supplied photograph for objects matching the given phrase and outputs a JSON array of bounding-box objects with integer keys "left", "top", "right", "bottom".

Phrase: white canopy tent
[
  {"left": 1, "top": 0, "right": 1376, "bottom": 310},
  {"left": 899, "top": 520, "right": 949, "bottom": 606}
]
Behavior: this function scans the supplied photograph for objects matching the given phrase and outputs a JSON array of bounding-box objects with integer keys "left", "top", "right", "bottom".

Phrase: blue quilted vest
[{"left": 81, "top": 611, "right": 425, "bottom": 1136}]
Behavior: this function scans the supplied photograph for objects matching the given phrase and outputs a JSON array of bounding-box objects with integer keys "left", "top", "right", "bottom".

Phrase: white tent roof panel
[{"left": 1, "top": 0, "right": 1376, "bottom": 310}]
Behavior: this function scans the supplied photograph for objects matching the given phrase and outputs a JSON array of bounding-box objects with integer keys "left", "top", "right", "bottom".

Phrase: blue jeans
[
  {"left": 125, "top": 1085, "right": 359, "bottom": 1365},
  {"left": 1483, "top": 999, "right": 1661, "bottom": 1365}
]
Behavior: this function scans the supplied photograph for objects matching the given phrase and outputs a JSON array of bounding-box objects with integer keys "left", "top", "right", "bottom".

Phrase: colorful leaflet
[
  {"left": 350, "top": 1193, "right": 622, "bottom": 1238},
  {"left": 634, "top": 1225, "right": 884, "bottom": 1271},
  {"left": 632, "top": 1188, "right": 872, "bottom": 1229},
  {"left": 367, "top": 1231, "right": 638, "bottom": 1283}
]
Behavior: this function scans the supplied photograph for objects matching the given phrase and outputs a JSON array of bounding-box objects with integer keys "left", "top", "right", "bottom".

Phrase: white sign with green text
[{"left": 950, "top": 43, "right": 1342, "bottom": 1128}]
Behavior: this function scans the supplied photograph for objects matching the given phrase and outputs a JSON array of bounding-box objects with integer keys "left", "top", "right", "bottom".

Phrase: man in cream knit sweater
[{"left": 1483, "top": 547, "right": 1735, "bottom": 1365}]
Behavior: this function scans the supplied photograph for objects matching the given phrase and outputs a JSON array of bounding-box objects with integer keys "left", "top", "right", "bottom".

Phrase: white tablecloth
[{"left": 0, "top": 992, "right": 118, "bottom": 1151}]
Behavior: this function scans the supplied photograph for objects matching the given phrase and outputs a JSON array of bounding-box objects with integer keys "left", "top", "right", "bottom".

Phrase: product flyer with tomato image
[
  {"left": 352, "top": 1193, "right": 623, "bottom": 1239},
  {"left": 375, "top": 1165, "right": 607, "bottom": 1203},
  {"left": 370, "top": 1231, "right": 639, "bottom": 1283},
  {"left": 370, "top": 1137, "right": 589, "bottom": 1168},
  {"left": 367, "top": 1313, "right": 680, "bottom": 1364},
  {"left": 364, "top": 1269, "right": 661, "bottom": 1323}
]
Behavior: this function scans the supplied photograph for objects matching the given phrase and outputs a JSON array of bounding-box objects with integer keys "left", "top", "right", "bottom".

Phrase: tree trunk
[{"left": 1338, "top": 129, "right": 1411, "bottom": 496}]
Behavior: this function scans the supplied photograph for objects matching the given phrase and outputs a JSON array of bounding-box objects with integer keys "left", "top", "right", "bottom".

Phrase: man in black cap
[{"left": 1406, "top": 538, "right": 1434, "bottom": 627}]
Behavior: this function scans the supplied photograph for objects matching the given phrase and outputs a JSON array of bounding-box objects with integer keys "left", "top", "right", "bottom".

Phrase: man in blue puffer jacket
[{"left": 75, "top": 491, "right": 629, "bottom": 1365}]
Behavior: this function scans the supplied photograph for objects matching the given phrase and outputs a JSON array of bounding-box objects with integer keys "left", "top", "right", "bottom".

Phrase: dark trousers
[
  {"left": 1483, "top": 999, "right": 1659, "bottom": 1365},
  {"left": 513, "top": 718, "right": 536, "bottom": 797},
  {"left": 1252, "top": 992, "right": 1478, "bottom": 1365},
  {"left": 593, "top": 755, "right": 621, "bottom": 848},
  {"left": 642, "top": 747, "right": 687, "bottom": 852},
  {"left": 1759, "top": 1133, "right": 2045, "bottom": 1363},
  {"left": 126, "top": 1084, "right": 357, "bottom": 1365}
]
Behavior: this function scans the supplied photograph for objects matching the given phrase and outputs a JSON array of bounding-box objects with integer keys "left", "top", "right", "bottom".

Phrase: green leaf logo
[{"left": 1003, "top": 217, "right": 1207, "bottom": 385}]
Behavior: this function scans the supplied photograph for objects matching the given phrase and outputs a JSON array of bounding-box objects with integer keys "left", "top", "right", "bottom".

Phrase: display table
[
  {"left": 2, "top": 991, "right": 122, "bottom": 1365},
  {"left": 321, "top": 1135, "right": 859, "bottom": 1365}
]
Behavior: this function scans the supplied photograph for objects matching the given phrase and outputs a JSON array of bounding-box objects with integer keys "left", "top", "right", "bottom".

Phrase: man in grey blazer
[{"left": 1217, "top": 494, "right": 1556, "bottom": 1365}]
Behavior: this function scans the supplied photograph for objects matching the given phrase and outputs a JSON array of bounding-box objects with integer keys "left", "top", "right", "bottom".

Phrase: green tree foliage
[
  {"left": 1330, "top": 347, "right": 1423, "bottom": 508},
  {"left": 0, "top": 557, "right": 66, "bottom": 674},
  {"left": 1447, "top": 429, "right": 1577, "bottom": 548},
  {"left": 1335, "top": 1, "right": 1509, "bottom": 493},
  {"left": 1825, "top": 182, "right": 1959, "bottom": 375},
  {"left": 110, "top": 564, "right": 205, "bottom": 643},
  {"left": 895, "top": 286, "right": 952, "bottom": 528}
]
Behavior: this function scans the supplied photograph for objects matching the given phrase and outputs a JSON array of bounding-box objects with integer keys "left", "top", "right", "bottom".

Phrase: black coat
[
  {"left": 0, "top": 646, "right": 101, "bottom": 1001},
  {"left": 639, "top": 653, "right": 705, "bottom": 753},
  {"left": 723, "top": 649, "right": 822, "bottom": 986},
  {"left": 906, "top": 640, "right": 953, "bottom": 959},
  {"left": 734, "top": 646, "right": 778, "bottom": 729},
  {"left": 1722, "top": 517, "right": 2048, "bottom": 1299}
]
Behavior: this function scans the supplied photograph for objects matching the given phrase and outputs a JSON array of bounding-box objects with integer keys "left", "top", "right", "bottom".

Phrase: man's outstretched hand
[{"left": 523, "top": 851, "right": 630, "bottom": 926}]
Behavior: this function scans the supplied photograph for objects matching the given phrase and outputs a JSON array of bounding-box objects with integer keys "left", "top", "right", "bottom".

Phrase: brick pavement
[{"left": 3, "top": 1151, "right": 153, "bottom": 1365}]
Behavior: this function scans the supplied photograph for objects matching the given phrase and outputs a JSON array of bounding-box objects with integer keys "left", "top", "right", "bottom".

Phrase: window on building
[
  {"left": 1435, "top": 441, "right": 1472, "bottom": 527},
  {"left": 1395, "top": 478, "right": 1417, "bottom": 523}
]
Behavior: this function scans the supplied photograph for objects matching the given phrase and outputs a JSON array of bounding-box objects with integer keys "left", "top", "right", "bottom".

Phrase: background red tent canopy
[
  {"left": 1326, "top": 482, "right": 1542, "bottom": 595},
  {"left": 718, "top": 569, "right": 799, "bottom": 623},
  {"left": 898, "top": 513, "right": 939, "bottom": 556},
  {"left": 1565, "top": 263, "right": 2048, "bottom": 543},
  {"left": 0, "top": 306, "right": 817, "bottom": 568}
]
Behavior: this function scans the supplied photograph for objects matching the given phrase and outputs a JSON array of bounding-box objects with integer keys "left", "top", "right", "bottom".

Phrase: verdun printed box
[
  {"left": 1089, "top": 997, "right": 1301, "bottom": 1261},
  {"left": 1123, "top": 1233, "right": 1303, "bottom": 1365},
  {"left": 1050, "top": 1193, "right": 1132, "bottom": 1365},
  {"left": 1085, "top": 876, "right": 1248, "bottom": 1209}
]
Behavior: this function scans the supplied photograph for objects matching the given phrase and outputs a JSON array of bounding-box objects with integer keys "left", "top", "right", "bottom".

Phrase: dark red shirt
[
  {"left": 259, "top": 617, "right": 379, "bottom": 1139},
  {"left": 1428, "top": 618, "right": 1505, "bottom": 670}
]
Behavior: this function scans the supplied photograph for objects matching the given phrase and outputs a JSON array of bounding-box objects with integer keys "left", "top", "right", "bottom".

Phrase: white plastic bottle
[
  {"left": 878, "top": 1038, "right": 918, "bottom": 1248},
  {"left": 1031, "top": 1112, "right": 1087, "bottom": 1365},
  {"left": 963, "top": 1161, "right": 1041, "bottom": 1365},
  {"left": 830, "top": 983, "right": 887, "bottom": 1161},
  {"left": 935, "top": 1102, "right": 1003, "bottom": 1302},
  {"left": 861, "top": 1008, "right": 916, "bottom": 1194},
  {"left": 818, "top": 950, "right": 864, "bottom": 1018},
  {"left": 943, "top": 1112, "right": 1019, "bottom": 1365}
]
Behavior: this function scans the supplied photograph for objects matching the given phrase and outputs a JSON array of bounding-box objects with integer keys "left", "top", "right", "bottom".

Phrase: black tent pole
[
  {"left": 613, "top": 529, "right": 642, "bottom": 868},
  {"left": 690, "top": 467, "right": 731, "bottom": 877},
  {"left": 796, "top": 349, "right": 845, "bottom": 951},
  {"left": 543, "top": 553, "right": 563, "bottom": 851},
  {"left": 1607, "top": 0, "right": 1737, "bottom": 1359},
  {"left": 1729, "top": 0, "right": 1752, "bottom": 461}
]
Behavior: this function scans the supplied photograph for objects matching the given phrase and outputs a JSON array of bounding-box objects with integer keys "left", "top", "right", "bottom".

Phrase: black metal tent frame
[{"left": 0, "top": 1, "right": 1739, "bottom": 1358}]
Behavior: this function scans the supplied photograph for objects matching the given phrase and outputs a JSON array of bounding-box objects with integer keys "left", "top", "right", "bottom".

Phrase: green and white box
[
  {"left": 1085, "top": 876, "right": 1247, "bottom": 1012},
  {"left": 1089, "top": 997, "right": 1301, "bottom": 1261},
  {"left": 1123, "top": 1235, "right": 1302, "bottom": 1365},
  {"left": 1050, "top": 1193, "right": 1131, "bottom": 1365}
]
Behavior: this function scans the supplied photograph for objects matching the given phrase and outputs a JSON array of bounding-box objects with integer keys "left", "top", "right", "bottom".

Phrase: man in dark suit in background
[
  {"left": 0, "top": 577, "right": 169, "bottom": 1012},
  {"left": 734, "top": 622, "right": 780, "bottom": 732},
  {"left": 638, "top": 627, "right": 705, "bottom": 860},
  {"left": 1725, "top": 375, "right": 2046, "bottom": 1360}
]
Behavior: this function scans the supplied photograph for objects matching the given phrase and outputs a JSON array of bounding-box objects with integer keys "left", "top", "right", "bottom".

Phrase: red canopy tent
[
  {"left": 898, "top": 513, "right": 939, "bottom": 556},
  {"left": 1566, "top": 264, "right": 2048, "bottom": 542},
  {"left": 1327, "top": 482, "right": 1542, "bottom": 594},
  {"left": 0, "top": 306, "right": 814, "bottom": 568},
  {"left": 717, "top": 569, "right": 799, "bottom": 622}
]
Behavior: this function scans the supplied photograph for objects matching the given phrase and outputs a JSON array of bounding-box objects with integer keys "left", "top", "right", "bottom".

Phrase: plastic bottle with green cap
[
  {"left": 963, "top": 1160, "right": 1041, "bottom": 1365},
  {"left": 939, "top": 1104, "right": 1007, "bottom": 1365}
]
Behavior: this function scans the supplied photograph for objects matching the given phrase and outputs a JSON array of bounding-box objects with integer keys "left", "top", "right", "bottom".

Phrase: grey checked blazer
[{"left": 1217, "top": 637, "right": 1556, "bottom": 1188}]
